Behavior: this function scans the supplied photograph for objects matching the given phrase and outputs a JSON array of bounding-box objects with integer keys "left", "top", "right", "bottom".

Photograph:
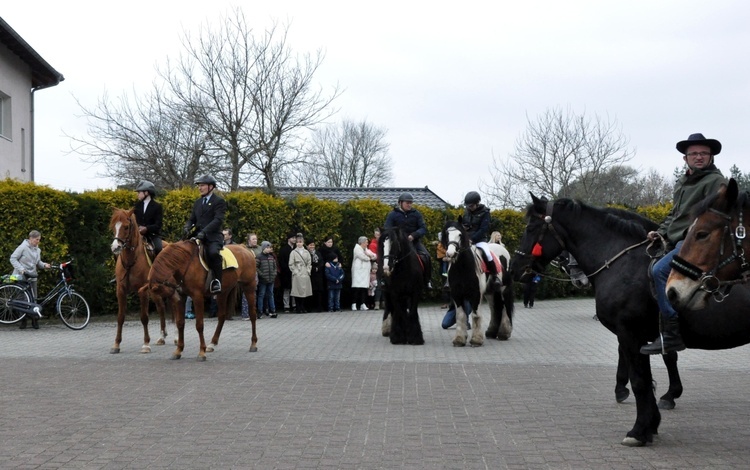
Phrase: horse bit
[{"left": 670, "top": 203, "right": 750, "bottom": 302}]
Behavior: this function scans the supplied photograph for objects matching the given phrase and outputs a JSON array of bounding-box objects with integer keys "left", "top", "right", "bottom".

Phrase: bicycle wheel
[
  {"left": 0, "top": 284, "right": 31, "bottom": 324},
  {"left": 57, "top": 292, "right": 91, "bottom": 330}
]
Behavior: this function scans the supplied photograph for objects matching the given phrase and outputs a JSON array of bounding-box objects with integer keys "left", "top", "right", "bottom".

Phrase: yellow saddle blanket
[{"left": 199, "top": 247, "right": 239, "bottom": 271}]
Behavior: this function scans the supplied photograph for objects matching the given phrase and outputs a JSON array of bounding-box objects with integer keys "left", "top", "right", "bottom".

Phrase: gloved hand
[
  {"left": 183, "top": 227, "right": 192, "bottom": 237},
  {"left": 196, "top": 231, "right": 206, "bottom": 241}
]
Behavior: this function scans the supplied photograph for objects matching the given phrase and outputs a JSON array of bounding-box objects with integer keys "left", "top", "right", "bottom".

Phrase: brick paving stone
[{"left": 1, "top": 298, "right": 750, "bottom": 468}]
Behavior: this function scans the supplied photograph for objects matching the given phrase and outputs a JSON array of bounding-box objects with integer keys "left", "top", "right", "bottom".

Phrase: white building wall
[{"left": 0, "top": 44, "right": 33, "bottom": 182}]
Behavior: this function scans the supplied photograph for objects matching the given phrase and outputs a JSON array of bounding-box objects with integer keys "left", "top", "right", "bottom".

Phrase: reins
[{"left": 669, "top": 195, "right": 750, "bottom": 302}]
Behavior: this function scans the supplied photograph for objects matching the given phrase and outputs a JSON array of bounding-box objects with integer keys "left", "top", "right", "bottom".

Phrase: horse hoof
[
  {"left": 249, "top": 346, "right": 258, "bottom": 352},
  {"left": 621, "top": 436, "right": 647, "bottom": 447},
  {"left": 155, "top": 338, "right": 166, "bottom": 346},
  {"left": 616, "top": 389, "right": 630, "bottom": 403},
  {"left": 496, "top": 334, "right": 511, "bottom": 341},
  {"left": 453, "top": 341, "right": 466, "bottom": 347},
  {"left": 110, "top": 348, "right": 120, "bottom": 354},
  {"left": 470, "top": 341, "right": 484, "bottom": 347},
  {"left": 140, "top": 346, "right": 151, "bottom": 354},
  {"left": 197, "top": 355, "right": 207, "bottom": 362},
  {"left": 206, "top": 345, "right": 215, "bottom": 353},
  {"left": 658, "top": 398, "right": 676, "bottom": 410},
  {"left": 170, "top": 354, "right": 181, "bottom": 360}
]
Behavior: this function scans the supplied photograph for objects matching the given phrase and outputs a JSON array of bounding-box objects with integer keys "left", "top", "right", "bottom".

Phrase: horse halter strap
[
  {"left": 670, "top": 204, "right": 750, "bottom": 301},
  {"left": 516, "top": 200, "right": 567, "bottom": 259}
]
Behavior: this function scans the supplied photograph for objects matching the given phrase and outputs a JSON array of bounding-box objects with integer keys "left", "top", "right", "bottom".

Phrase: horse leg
[
  {"left": 207, "top": 295, "right": 227, "bottom": 353},
  {"left": 497, "top": 290, "right": 513, "bottom": 340},
  {"left": 615, "top": 345, "right": 630, "bottom": 403},
  {"left": 621, "top": 342, "right": 661, "bottom": 447},
  {"left": 138, "top": 289, "right": 152, "bottom": 354},
  {"left": 381, "top": 306, "right": 392, "bottom": 337},
  {"left": 171, "top": 298, "right": 185, "bottom": 360},
  {"left": 389, "top": 298, "right": 407, "bottom": 345},
  {"left": 194, "top": 299, "right": 208, "bottom": 361},
  {"left": 453, "top": 300, "right": 469, "bottom": 347},
  {"left": 111, "top": 286, "right": 128, "bottom": 354},
  {"left": 470, "top": 296, "right": 486, "bottom": 346},
  {"left": 485, "top": 294, "right": 500, "bottom": 339},
  {"left": 245, "top": 285, "right": 258, "bottom": 352},
  {"left": 405, "top": 295, "right": 424, "bottom": 345},
  {"left": 154, "top": 296, "right": 167, "bottom": 346},
  {"left": 658, "top": 351, "right": 682, "bottom": 410}
]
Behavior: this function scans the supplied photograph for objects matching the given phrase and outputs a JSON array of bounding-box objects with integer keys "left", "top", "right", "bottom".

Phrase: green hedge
[{"left": 0, "top": 178, "right": 670, "bottom": 315}]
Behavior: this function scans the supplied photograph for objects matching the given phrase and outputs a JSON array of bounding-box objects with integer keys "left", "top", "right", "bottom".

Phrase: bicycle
[{"left": 0, "top": 260, "right": 91, "bottom": 330}]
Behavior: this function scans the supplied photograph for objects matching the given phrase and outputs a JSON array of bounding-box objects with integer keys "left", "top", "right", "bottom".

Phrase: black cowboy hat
[{"left": 676, "top": 133, "right": 721, "bottom": 156}]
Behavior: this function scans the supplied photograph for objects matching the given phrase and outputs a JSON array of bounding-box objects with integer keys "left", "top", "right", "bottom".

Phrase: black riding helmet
[
  {"left": 195, "top": 174, "right": 217, "bottom": 186},
  {"left": 464, "top": 191, "right": 481, "bottom": 205}
]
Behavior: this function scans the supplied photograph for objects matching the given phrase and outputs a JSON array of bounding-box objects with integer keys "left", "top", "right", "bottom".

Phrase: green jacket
[{"left": 658, "top": 164, "right": 725, "bottom": 245}]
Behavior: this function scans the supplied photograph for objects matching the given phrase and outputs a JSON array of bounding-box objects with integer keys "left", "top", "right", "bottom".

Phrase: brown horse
[
  {"left": 110, "top": 208, "right": 170, "bottom": 354},
  {"left": 667, "top": 178, "right": 750, "bottom": 309},
  {"left": 145, "top": 240, "right": 258, "bottom": 361}
]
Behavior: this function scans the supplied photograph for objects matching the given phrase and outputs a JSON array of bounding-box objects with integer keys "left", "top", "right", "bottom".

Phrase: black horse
[
  {"left": 378, "top": 227, "right": 424, "bottom": 345},
  {"left": 441, "top": 220, "right": 514, "bottom": 346},
  {"left": 511, "top": 194, "right": 750, "bottom": 446}
]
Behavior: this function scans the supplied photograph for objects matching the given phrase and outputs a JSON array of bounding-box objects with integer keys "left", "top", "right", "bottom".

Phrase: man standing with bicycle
[{"left": 9, "top": 230, "right": 51, "bottom": 329}]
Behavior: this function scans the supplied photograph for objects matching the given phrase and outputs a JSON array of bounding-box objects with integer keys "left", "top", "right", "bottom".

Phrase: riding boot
[
  {"left": 485, "top": 257, "right": 502, "bottom": 293},
  {"left": 640, "top": 315, "right": 686, "bottom": 355},
  {"left": 420, "top": 254, "right": 433, "bottom": 289}
]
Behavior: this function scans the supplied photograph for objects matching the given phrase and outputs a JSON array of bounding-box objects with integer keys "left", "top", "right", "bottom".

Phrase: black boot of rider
[
  {"left": 485, "top": 257, "right": 502, "bottom": 293},
  {"left": 640, "top": 316, "right": 686, "bottom": 355}
]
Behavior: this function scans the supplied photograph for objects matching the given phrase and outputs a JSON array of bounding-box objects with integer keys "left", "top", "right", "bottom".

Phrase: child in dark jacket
[{"left": 325, "top": 254, "right": 345, "bottom": 312}]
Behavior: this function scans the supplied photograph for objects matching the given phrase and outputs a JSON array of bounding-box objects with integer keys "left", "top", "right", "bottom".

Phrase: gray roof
[
  {"left": 248, "top": 186, "right": 452, "bottom": 210},
  {"left": 0, "top": 16, "right": 64, "bottom": 89}
]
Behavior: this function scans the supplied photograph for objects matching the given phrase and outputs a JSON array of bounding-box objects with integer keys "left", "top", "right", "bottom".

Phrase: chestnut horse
[
  {"left": 146, "top": 240, "right": 258, "bottom": 361},
  {"left": 109, "top": 208, "right": 170, "bottom": 354}
]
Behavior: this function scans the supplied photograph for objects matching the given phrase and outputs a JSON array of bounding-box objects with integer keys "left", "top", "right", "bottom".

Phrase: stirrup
[{"left": 210, "top": 279, "right": 222, "bottom": 293}]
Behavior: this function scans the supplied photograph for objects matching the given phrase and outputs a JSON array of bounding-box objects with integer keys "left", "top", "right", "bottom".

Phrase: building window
[{"left": 0, "top": 90, "right": 11, "bottom": 139}]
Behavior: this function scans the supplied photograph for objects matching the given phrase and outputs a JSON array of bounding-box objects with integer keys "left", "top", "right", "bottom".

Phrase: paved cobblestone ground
[{"left": 1, "top": 298, "right": 749, "bottom": 469}]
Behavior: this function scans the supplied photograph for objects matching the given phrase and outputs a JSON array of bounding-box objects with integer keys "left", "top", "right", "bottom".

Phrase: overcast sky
[{"left": 3, "top": 1, "right": 750, "bottom": 205}]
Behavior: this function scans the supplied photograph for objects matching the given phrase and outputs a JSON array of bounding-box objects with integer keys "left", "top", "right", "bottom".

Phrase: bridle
[
  {"left": 515, "top": 199, "right": 655, "bottom": 282},
  {"left": 443, "top": 226, "right": 472, "bottom": 262},
  {"left": 670, "top": 198, "right": 750, "bottom": 302}
]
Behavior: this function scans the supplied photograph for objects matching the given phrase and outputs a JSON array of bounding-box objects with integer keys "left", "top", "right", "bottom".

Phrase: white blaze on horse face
[
  {"left": 445, "top": 227, "right": 460, "bottom": 259},
  {"left": 383, "top": 238, "right": 392, "bottom": 275},
  {"left": 111, "top": 221, "right": 123, "bottom": 254}
]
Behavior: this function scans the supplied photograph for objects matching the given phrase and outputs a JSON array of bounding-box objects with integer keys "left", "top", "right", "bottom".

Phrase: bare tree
[
  {"left": 482, "top": 106, "right": 635, "bottom": 208},
  {"left": 564, "top": 165, "right": 673, "bottom": 206},
  {"left": 163, "top": 10, "right": 341, "bottom": 191},
  {"left": 70, "top": 85, "right": 218, "bottom": 190},
  {"left": 293, "top": 119, "right": 392, "bottom": 187}
]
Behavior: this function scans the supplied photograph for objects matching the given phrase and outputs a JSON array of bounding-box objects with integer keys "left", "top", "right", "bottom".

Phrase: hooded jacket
[{"left": 658, "top": 164, "right": 725, "bottom": 245}]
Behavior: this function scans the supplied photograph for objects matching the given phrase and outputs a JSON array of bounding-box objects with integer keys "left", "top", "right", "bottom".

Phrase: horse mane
[
  {"left": 109, "top": 208, "right": 135, "bottom": 230},
  {"left": 541, "top": 198, "right": 655, "bottom": 239},
  {"left": 379, "top": 226, "right": 414, "bottom": 256},
  {"left": 150, "top": 241, "right": 195, "bottom": 281}
]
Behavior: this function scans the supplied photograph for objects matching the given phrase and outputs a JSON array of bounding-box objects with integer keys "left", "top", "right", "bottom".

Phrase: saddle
[{"left": 197, "top": 243, "right": 239, "bottom": 272}]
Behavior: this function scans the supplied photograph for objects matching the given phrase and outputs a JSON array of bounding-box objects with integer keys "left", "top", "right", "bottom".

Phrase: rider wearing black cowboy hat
[
  {"left": 184, "top": 175, "right": 227, "bottom": 294},
  {"left": 641, "top": 133, "right": 726, "bottom": 355}
]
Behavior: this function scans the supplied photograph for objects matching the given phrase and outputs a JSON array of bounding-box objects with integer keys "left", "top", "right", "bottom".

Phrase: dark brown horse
[
  {"left": 146, "top": 240, "right": 258, "bottom": 361},
  {"left": 667, "top": 178, "right": 750, "bottom": 310},
  {"left": 109, "top": 208, "right": 170, "bottom": 354}
]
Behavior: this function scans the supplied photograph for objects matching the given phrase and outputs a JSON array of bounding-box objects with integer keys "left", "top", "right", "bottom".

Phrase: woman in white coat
[
  {"left": 289, "top": 234, "right": 312, "bottom": 313},
  {"left": 351, "top": 236, "right": 376, "bottom": 311}
]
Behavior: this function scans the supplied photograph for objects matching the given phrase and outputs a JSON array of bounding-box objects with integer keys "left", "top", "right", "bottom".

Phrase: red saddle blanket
[{"left": 479, "top": 252, "right": 503, "bottom": 275}]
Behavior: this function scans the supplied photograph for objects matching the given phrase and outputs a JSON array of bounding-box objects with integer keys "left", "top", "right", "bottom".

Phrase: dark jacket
[
  {"left": 184, "top": 193, "right": 226, "bottom": 243},
  {"left": 325, "top": 262, "right": 345, "bottom": 290},
  {"left": 658, "top": 165, "right": 725, "bottom": 245},
  {"left": 384, "top": 206, "right": 427, "bottom": 241},
  {"left": 309, "top": 248, "right": 326, "bottom": 291},
  {"left": 134, "top": 198, "right": 163, "bottom": 238},
  {"left": 256, "top": 251, "right": 278, "bottom": 284},
  {"left": 277, "top": 243, "right": 294, "bottom": 288},
  {"left": 463, "top": 204, "right": 491, "bottom": 244}
]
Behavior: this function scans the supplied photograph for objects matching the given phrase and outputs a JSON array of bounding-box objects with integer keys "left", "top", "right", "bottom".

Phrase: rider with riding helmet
[
  {"left": 462, "top": 191, "right": 502, "bottom": 292},
  {"left": 640, "top": 133, "right": 726, "bottom": 355},
  {"left": 134, "top": 180, "right": 163, "bottom": 257},
  {"left": 184, "top": 175, "right": 227, "bottom": 294},
  {"left": 384, "top": 192, "right": 432, "bottom": 288}
]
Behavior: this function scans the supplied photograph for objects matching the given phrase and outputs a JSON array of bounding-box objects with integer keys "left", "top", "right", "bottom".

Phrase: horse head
[
  {"left": 667, "top": 178, "right": 750, "bottom": 310},
  {"left": 510, "top": 194, "right": 569, "bottom": 283},
  {"left": 441, "top": 220, "right": 469, "bottom": 263},
  {"left": 110, "top": 209, "right": 138, "bottom": 256},
  {"left": 379, "top": 227, "right": 410, "bottom": 277}
]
